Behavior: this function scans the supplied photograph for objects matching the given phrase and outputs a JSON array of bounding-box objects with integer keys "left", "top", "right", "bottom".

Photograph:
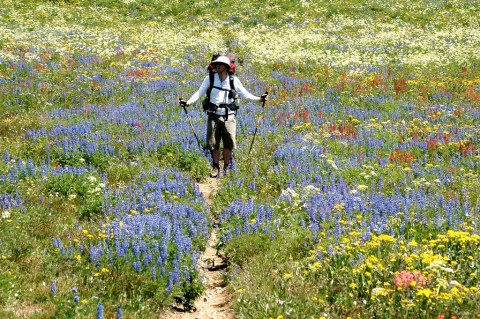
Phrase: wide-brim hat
[{"left": 211, "top": 55, "right": 231, "bottom": 68}]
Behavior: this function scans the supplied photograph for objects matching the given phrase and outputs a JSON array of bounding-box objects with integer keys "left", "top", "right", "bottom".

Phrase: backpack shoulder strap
[
  {"left": 228, "top": 72, "right": 238, "bottom": 110},
  {"left": 206, "top": 71, "right": 215, "bottom": 100},
  {"left": 228, "top": 71, "right": 235, "bottom": 91}
]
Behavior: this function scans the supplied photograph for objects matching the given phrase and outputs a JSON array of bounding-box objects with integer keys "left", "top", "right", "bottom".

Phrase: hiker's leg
[
  {"left": 223, "top": 115, "right": 236, "bottom": 171},
  {"left": 223, "top": 148, "right": 232, "bottom": 168},
  {"left": 212, "top": 149, "right": 221, "bottom": 167},
  {"left": 207, "top": 114, "right": 221, "bottom": 167}
]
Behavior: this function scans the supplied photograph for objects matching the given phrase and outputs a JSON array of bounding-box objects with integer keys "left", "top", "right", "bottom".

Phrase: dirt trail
[{"left": 164, "top": 178, "right": 234, "bottom": 319}]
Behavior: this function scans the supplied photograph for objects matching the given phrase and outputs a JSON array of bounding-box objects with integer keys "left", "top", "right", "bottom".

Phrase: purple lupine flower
[
  {"left": 51, "top": 281, "right": 57, "bottom": 296},
  {"left": 116, "top": 305, "right": 123, "bottom": 319},
  {"left": 132, "top": 260, "right": 142, "bottom": 273},
  {"left": 96, "top": 302, "right": 104, "bottom": 319},
  {"left": 3, "top": 150, "right": 9, "bottom": 164}
]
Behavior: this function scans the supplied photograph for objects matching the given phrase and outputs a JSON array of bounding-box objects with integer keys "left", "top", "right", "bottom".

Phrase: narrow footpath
[{"left": 164, "top": 178, "right": 234, "bottom": 319}]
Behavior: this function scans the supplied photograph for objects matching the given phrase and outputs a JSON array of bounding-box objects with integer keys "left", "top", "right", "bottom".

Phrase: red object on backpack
[{"left": 226, "top": 55, "right": 236, "bottom": 74}]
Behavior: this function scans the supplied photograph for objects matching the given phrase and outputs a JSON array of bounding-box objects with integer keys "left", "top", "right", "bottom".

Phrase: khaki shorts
[{"left": 206, "top": 114, "right": 236, "bottom": 150}]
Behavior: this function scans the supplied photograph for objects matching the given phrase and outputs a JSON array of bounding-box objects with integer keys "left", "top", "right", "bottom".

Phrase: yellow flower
[
  {"left": 101, "top": 268, "right": 109, "bottom": 273},
  {"left": 309, "top": 262, "right": 321, "bottom": 270},
  {"left": 81, "top": 299, "right": 88, "bottom": 304},
  {"left": 283, "top": 273, "right": 293, "bottom": 279},
  {"left": 416, "top": 288, "right": 432, "bottom": 298}
]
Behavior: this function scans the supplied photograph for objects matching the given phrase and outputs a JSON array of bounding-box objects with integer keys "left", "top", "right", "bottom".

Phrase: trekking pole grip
[
  {"left": 261, "top": 91, "right": 268, "bottom": 108},
  {"left": 179, "top": 97, "right": 188, "bottom": 114}
]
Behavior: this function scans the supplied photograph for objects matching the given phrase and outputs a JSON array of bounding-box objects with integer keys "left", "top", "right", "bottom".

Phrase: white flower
[
  {"left": 2, "top": 211, "right": 11, "bottom": 219},
  {"left": 281, "top": 188, "right": 299, "bottom": 198},
  {"left": 357, "top": 185, "right": 369, "bottom": 192},
  {"left": 87, "top": 176, "right": 97, "bottom": 183},
  {"left": 427, "top": 259, "right": 454, "bottom": 273},
  {"left": 327, "top": 159, "right": 338, "bottom": 170},
  {"left": 304, "top": 185, "right": 320, "bottom": 195}
]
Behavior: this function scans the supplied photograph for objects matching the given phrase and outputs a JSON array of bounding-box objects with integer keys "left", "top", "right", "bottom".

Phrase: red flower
[{"left": 394, "top": 270, "right": 427, "bottom": 289}]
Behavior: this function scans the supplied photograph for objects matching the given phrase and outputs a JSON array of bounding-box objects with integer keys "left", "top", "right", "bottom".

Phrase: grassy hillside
[{"left": 1, "top": 1, "right": 480, "bottom": 318}]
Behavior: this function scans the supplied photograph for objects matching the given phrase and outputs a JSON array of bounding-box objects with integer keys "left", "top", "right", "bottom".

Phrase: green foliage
[
  {"left": 44, "top": 173, "right": 103, "bottom": 200},
  {"left": 172, "top": 268, "right": 205, "bottom": 311}
]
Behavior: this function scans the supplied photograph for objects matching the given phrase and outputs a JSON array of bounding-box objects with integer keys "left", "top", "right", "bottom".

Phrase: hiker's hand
[
  {"left": 179, "top": 99, "right": 188, "bottom": 107},
  {"left": 260, "top": 92, "right": 269, "bottom": 102}
]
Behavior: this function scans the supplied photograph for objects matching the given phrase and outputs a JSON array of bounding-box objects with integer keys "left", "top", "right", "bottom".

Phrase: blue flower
[
  {"left": 50, "top": 281, "right": 57, "bottom": 296},
  {"left": 96, "top": 302, "right": 104, "bottom": 319},
  {"left": 116, "top": 305, "right": 123, "bottom": 319}
]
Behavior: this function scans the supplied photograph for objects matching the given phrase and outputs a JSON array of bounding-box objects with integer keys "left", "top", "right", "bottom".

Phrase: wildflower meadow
[{"left": 1, "top": 1, "right": 480, "bottom": 318}]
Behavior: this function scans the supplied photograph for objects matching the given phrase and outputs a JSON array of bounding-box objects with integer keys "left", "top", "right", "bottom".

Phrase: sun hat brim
[{"left": 211, "top": 55, "right": 231, "bottom": 68}]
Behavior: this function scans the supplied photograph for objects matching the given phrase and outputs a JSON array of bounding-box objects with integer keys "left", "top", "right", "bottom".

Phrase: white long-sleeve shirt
[{"left": 186, "top": 73, "right": 261, "bottom": 116}]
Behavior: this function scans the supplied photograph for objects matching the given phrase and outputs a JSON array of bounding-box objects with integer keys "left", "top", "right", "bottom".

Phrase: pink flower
[
  {"left": 394, "top": 270, "right": 427, "bottom": 289},
  {"left": 437, "top": 316, "right": 444, "bottom": 319}
]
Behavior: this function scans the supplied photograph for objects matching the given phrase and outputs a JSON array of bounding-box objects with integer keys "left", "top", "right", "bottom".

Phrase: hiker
[{"left": 179, "top": 55, "right": 268, "bottom": 178}]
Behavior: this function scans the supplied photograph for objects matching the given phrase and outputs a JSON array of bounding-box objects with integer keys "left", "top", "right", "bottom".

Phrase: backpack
[{"left": 202, "top": 54, "right": 238, "bottom": 112}]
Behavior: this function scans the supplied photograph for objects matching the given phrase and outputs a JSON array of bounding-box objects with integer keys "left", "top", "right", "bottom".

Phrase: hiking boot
[{"left": 210, "top": 167, "right": 219, "bottom": 178}]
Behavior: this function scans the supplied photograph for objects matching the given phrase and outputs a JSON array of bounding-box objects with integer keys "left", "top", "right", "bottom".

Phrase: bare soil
[{"left": 161, "top": 178, "right": 234, "bottom": 319}]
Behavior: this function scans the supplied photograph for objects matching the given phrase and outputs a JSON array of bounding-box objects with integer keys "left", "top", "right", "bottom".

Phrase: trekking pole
[
  {"left": 248, "top": 91, "right": 268, "bottom": 155},
  {"left": 179, "top": 98, "right": 203, "bottom": 150}
]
